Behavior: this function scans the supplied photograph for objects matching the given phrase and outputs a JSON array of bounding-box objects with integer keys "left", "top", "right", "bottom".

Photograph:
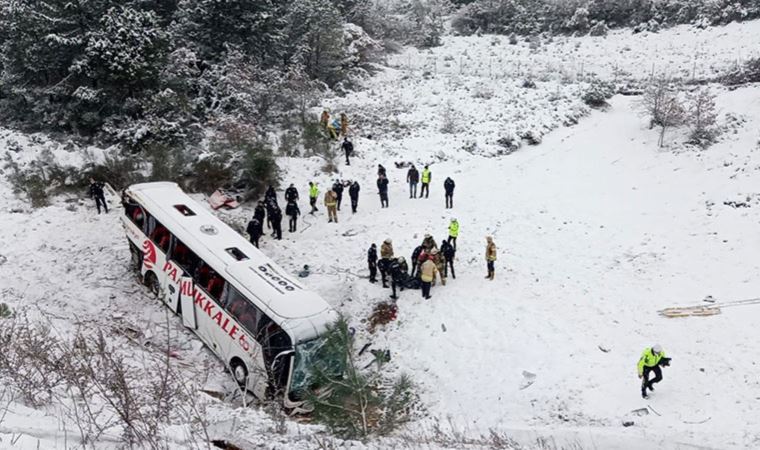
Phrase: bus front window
[{"left": 289, "top": 337, "right": 345, "bottom": 400}]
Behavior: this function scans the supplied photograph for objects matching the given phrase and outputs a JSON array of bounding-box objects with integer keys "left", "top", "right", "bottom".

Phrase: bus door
[
  {"left": 162, "top": 261, "right": 181, "bottom": 314},
  {"left": 179, "top": 277, "right": 197, "bottom": 329}
]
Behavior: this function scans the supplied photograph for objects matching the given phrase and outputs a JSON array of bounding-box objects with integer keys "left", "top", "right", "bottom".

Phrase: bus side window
[
  {"left": 225, "top": 287, "right": 261, "bottom": 337},
  {"left": 125, "top": 202, "right": 145, "bottom": 229},
  {"left": 207, "top": 274, "right": 225, "bottom": 300}
]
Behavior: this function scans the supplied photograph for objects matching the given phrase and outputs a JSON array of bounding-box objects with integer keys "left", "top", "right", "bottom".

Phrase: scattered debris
[
  {"left": 648, "top": 405, "right": 662, "bottom": 416},
  {"left": 358, "top": 342, "right": 372, "bottom": 356},
  {"left": 208, "top": 189, "right": 241, "bottom": 210},
  {"left": 368, "top": 301, "right": 398, "bottom": 333},
  {"left": 441, "top": 323, "right": 447, "bottom": 332},
  {"left": 298, "top": 265, "right": 310, "bottom": 278},
  {"left": 598, "top": 345, "right": 611, "bottom": 353},
  {"left": 703, "top": 295, "right": 716, "bottom": 303},
  {"left": 622, "top": 420, "right": 634, "bottom": 427},
  {"left": 683, "top": 417, "right": 712, "bottom": 425},
  {"left": 631, "top": 408, "right": 649, "bottom": 416},
  {"left": 520, "top": 371, "right": 536, "bottom": 390}
]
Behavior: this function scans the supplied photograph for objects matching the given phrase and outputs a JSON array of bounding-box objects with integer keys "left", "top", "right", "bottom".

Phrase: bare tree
[
  {"left": 686, "top": 87, "right": 719, "bottom": 148},
  {"left": 638, "top": 77, "right": 685, "bottom": 147}
]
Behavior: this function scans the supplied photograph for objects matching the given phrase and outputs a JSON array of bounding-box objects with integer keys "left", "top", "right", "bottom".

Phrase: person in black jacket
[
  {"left": 89, "top": 178, "right": 108, "bottom": 214},
  {"left": 285, "top": 200, "right": 300, "bottom": 232},
  {"left": 377, "top": 164, "right": 386, "bottom": 177},
  {"left": 270, "top": 205, "right": 283, "bottom": 240},
  {"left": 332, "top": 180, "right": 344, "bottom": 211},
  {"left": 367, "top": 243, "right": 378, "bottom": 283},
  {"left": 388, "top": 257, "right": 407, "bottom": 300},
  {"left": 407, "top": 165, "right": 419, "bottom": 198},
  {"left": 377, "top": 174, "right": 389, "bottom": 208},
  {"left": 444, "top": 177, "right": 455, "bottom": 209},
  {"left": 342, "top": 137, "right": 353, "bottom": 165},
  {"left": 410, "top": 245, "right": 424, "bottom": 277},
  {"left": 265, "top": 198, "right": 277, "bottom": 234},
  {"left": 285, "top": 184, "right": 299, "bottom": 202},
  {"left": 254, "top": 201, "right": 266, "bottom": 223},
  {"left": 440, "top": 237, "right": 456, "bottom": 279},
  {"left": 246, "top": 217, "right": 263, "bottom": 248},
  {"left": 264, "top": 185, "right": 278, "bottom": 205},
  {"left": 348, "top": 180, "right": 360, "bottom": 213}
]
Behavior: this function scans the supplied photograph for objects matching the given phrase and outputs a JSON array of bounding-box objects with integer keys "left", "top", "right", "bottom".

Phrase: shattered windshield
[{"left": 290, "top": 336, "right": 345, "bottom": 399}]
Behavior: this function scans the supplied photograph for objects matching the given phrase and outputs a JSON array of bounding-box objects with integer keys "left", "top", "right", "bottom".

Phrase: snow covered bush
[
  {"left": 588, "top": 21, "right": 609, "bottom": 36},
  {"left": 637, "top": 77, "right": 686, "bottom": 147},
  {"left": 722, "top": 57, "right": 760, "bottom": 86},
  {"left": 686, "top": 87, "right": 719, "bottom": 148},
  {"left": 582, "top": 79, "right": 615, "bottom": 108}
]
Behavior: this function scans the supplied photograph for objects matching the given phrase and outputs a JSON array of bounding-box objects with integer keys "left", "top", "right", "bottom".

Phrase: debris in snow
[
  {"left": 520, "top": 371, "right": 537, "bottom": 390},
  {"left": 368, "top": 301, "right": 398, "bottom": 333},
  {"left": 298, "top": 265, "right": 310, "bottom": 278},
  {"left": 631, "top": 408, "right": 649, "bottom": 416},
  {"left": 441, "top": 323, "right": 447, "bottom": 332},
  {"left": 598, "top": 345, "right": 611, "bottom": 353},
  {"left": 683, "top": 417, "right": 712, "bottom": 424},
  {"left": 358, "top": 342, "right": 371, "bottom": 356},
  {"left": 0, "top": 254, "right": 6, "bottom": 265},
  {"left": 648, "top": 405, "right": 662, "bottom": 416},
  {"left": 623, "top": 420, "right": 635, "bottom": 427},
  {"left": 703, "top": 295, "right": 716, "bottom": 303}
]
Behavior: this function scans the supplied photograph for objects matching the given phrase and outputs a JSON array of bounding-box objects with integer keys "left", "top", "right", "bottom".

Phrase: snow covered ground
[{"left": 2, "top": 19, "right": 760, "bottom": 450}]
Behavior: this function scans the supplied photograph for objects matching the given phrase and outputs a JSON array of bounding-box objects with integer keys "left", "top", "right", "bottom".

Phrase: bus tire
[
  {"left": 143, "top": 271, "right": 160, "bottom": 297},
  {"left": 129, "top": 243, "right": 142, "bottom": 274},
  {"left": 230, "top": 358, "right": 249, "bottom": 388}
]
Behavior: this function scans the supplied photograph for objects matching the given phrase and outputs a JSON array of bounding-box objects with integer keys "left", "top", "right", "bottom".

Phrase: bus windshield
[{"left": 290, "top": 336, "right": 345, "bottom": 399}]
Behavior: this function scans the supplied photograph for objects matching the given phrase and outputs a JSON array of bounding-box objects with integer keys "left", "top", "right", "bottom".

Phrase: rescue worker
[
  {"left": 349, "top": 180, "right": 360, "bottom": 213},
  {"left": 367, "top": 243, "right": 378, "bottom": 283},
  {"left": 420, "top": 255, "right": 437, "bottom": 299},
  {"left": 286, "top": 199, "right": 300, "bottom": 232},
  {"left": 265, "top": 197, "right": 277, "bottom": 233},
  {"left": 342, "top": 137, "right": 353, "bottom": 165},
  {"left": 332, "top": 180, "right": 344, "bottom": 211},
  {"left": 308, "top": 181, "right": 319, "bottom": 214},
  {"left": 422, "top": 233, "right": 437, "bottom": 251},
  {"left": 254, "top": 201, "right": 266, "bottom": 223},
  {"left": 270, "top": 205, "right": 283, "bottom": 240},
  {"left": 407, "top": 165, "right": 419, "bottom": 198},
  {"left": 431, "top": 248, "right": 445, "bottom": 286},
  {"left": 379, "top": 238, "right": 394, "bottom": 288},
  {"left": 325, "top": 189, "right": 338, "bottom": 223},
  {"left": 638, "top": 344, "right": 671, "bottom": 399},
  {"left": 377, "top": 174, "right": 389, "bottom": 208},
  {"left": 340, "top": 112, "right": 349, "bottom": 136},
  {"left": 444, "top": 176, "right": 455, "bottom": 209},
  {"left": 264, "top": 185, "right": 278, "bottom": 205},
  {"left": 485, "top": 236, "right": 497, "bottom": 280},
  {"left": 441, "top": 237, "right": 456, "bottom": 279},
  {"left": 89, "top": 177, "right": 108, "bottom": 214},
  {"left": 285, "top": 183, "right": 299, "bottom": 202},
  {"left": 448, "top": 218, "right": 459, "bottom": 250},
  {"left": 246, "top": 217, "right": 263, "bottom": 248},
  {"left": 320, "top": 109, "right": 330, "bottom": 129},
  {"left": 410, "top": 245, "right": 424, "bottom": 277},
  {"left": 420, "top": 165, "right": 431, "bottom": 198},
  {"left": 389, "top": 256, "right": 407, "bottom": 300}
]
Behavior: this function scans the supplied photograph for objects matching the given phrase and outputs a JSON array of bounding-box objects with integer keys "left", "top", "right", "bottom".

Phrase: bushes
[{"left": 582, "top": 79, "right": 615, "bottom": 108}]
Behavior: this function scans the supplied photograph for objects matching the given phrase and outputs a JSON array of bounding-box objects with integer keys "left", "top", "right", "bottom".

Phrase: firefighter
[
  {"left": 324, "top": 189, "right": 338, "bottom": 223},
  {"left": 308, "top": 182, "right": 319, "bottom": 214},
  {"left": 367, "top": 243, "right": 378, "bottom": 283},
  {"left": 638, "top": 344, "right": 671, "bottom": 399},
  {"left": 485, "top": 236, "right": 497, "bottom": 280},
  {"left": 379, "top": 238, "right": 394, "bottom": 288}
]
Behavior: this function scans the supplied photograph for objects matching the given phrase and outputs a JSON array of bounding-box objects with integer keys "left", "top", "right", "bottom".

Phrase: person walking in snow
[
  {"left": 485, "top": 236, "right": 497, "bottom": 280},
  {"left": 89, "top": 177, "right": 109, "bottom": 214},
  {"left": 286, "top": 199, "right": 300, "bottom": 232},
  {"left": 448, "top": 218, "right": 459, "bottom": 250},
  {"left": 377, "top": 174, "right": 389, "bottom": 208},
  {"left": 342, "top": 137, "right": 353, "bottom": 165},
  {"left": 332, "top": 180, "right": 344, "bottom": 211},
  {"left": 419, "top": 255, "right": 437, "bottom": 299},
  {"left": 325, "top": 189, "right": 338, "bottom": 223},
  {"left": 410, "top": 244, "right": 424, "bottom": 278},
  {"left": 254, "top": 201, "right": 266, "bottom": 223},
  {"left": 379, "top": 238, "right": 394, "bottom": 288},
  {"left": 638, "top": 344, "right": 671, "bottom": 399},
  {"left": 270, "top": 205, "right": 283, "bottom": 240},
  {"left": 407, "top": 165, "right": 419, "bottom": 198},
  {"left": 285, "top": 183, "right": 299, "bottom": 203},
  {"left": 420, "top": 165, "right": 431, "bottom": 198},
  {"left": 349, "top": 180, "right": 360, "bottom": 213},
  {"left": 246, "top": 217, "right": 263, "bottom": 248},
  {"left": 265, "top": 198, "right": 277, "bottom": 233},
  {"left": 444, "top": 176, "right": 455, "bottom": 209},
  {"left": 308, "top": 182, "right": 319, "bottom": 214},
  {"left": 367, "top": 243, "right": 378, "bottom": 283},
  {"left": 264, "top": 185, "right": 278, "bottom": 205},
  {"left": 441, "top": 237, "right": 456, "bottom": 279}
]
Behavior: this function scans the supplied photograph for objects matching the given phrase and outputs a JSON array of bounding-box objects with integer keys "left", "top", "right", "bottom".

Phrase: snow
[{"left": 2, "top": 19, "right": 760, "bottom": 450}]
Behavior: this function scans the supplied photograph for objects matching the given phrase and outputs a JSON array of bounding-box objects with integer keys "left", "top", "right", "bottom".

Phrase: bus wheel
[
  {"left": 129, "top": 244, "right": 142, "bottom": 273},
  {"left": 144, "top": 272, "right": 160, "bottom": 297},
  {"left": 230, "top": 359, "right": 248, "bottom": 387}
]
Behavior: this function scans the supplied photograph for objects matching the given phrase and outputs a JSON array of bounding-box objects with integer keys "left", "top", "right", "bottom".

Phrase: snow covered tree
[
  {"left": 638, "top": 77, "right": 685, "bottom": 147},
  {"left": 406, "top": 0, "right": 453, "bottom": 48},
  {"left": 686, "top": 87, "right": 719, "bottom": 148}
]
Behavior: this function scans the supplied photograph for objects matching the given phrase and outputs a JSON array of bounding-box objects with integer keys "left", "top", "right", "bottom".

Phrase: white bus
[{"left": 120, "top": 182, "right": 339, "bottom": 411}]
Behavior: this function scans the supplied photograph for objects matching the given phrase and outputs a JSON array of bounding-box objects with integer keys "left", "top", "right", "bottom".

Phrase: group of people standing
[{"left": 375, "top": 163, "right": 456, "bottom": 209}]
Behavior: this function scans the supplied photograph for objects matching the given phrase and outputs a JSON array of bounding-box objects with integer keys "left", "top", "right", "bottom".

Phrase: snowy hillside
[{"left": 2, "top": 18, "right": 760, "bottom": 450}]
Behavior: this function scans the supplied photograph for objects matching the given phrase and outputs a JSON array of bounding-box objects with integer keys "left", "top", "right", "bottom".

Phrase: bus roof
[{"left": 126, "top": 182, "right": 336, "bottom": 342}]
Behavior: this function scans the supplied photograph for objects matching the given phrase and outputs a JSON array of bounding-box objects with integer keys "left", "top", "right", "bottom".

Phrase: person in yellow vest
[
  {"left": 324, "top": 189, "right": 338, "bottom": 223},
  {"left": 638, "top": 344, "right": 671, "bottom": 398},
  {"left": 448, "top": 218, "right": 459, "bottom": 250},
  {"left": 420, "top": 165, "right": 432, "bottom": 198},
  {"left": 485, "top": 236, "right": 496, "bottom": 280},
  {"left": 308, "top": 182, "right": 319, "bottom": 214},
  {"left": 419, "top": 255, "right": 437, "bottom": 299}
]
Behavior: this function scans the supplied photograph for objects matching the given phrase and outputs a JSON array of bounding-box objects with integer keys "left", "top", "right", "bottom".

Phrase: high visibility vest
[
  {"left": 309, "top": 185, "right": 319, "bottom": 198},
  {"left": 637, "top": 348, "right": 666, "bottom": 375},
  {"left": 449, "top": 221, "right": 459, "bottom": 237},
  {"left": 421, "top": 169, "right": 431, "bottom": 183}
]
